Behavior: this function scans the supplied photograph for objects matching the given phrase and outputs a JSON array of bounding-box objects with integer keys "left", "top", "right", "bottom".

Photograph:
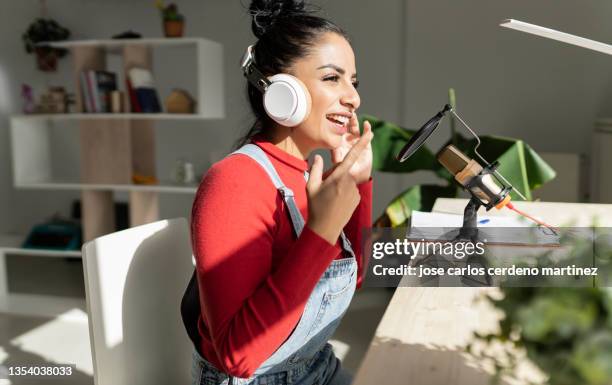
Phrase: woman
[{"left": 188, "top": 0, "right": 373, "bottom": 383}]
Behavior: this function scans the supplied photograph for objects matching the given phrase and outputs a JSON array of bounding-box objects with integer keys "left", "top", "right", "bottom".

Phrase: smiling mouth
[{"left": 326, "top": 114, "right": 349, "bottom": 127}]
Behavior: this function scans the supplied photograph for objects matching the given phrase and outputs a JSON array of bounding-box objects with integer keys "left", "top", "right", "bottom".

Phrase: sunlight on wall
[{"left": 0, "top": 346, "right": 8, "bottom": 363}]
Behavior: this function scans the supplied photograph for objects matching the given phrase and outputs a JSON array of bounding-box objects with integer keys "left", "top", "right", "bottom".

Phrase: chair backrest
[{"left": 82, "top": 218, "right": 194, "bottom": 385}]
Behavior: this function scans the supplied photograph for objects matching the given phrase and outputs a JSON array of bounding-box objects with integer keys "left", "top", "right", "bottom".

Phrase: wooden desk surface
[{"left": 352, "top": 198, "right": 612, "bottom": 385}]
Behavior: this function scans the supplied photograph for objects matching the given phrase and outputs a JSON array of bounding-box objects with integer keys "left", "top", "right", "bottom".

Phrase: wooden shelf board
[
  {"left": 11, "top": 113, "right": 219, "bottom": 121},
  {"left": 16, "top": 180, "right": 198, "bottom": 194}
]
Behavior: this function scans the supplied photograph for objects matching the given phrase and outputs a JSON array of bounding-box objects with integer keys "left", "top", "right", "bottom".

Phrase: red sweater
[{"left": 190, "top": 138, "right": 372, "bottom": 378}]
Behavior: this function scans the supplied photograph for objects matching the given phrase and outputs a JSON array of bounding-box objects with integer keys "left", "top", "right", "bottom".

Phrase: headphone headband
[{"left": 241, "top": 45, "right": 271, "bottom": 93}]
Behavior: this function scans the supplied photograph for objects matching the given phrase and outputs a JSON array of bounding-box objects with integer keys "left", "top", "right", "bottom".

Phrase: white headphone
[{"left": 241, "top": 45, "right": 312, "bottom": 127}]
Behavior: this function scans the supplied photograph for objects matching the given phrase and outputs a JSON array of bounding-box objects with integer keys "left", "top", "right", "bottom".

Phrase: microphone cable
[{"left": 506, "top": 202, "right": 559, "bottom": 234}]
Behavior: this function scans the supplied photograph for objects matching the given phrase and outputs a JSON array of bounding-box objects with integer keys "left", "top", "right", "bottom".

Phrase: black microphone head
[{"left": 396, "top": 104, "right": 452, "bottom": 162}]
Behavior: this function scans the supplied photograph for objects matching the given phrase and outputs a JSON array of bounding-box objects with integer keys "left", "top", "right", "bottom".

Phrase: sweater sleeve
[
  {"left": 190, "top": 157, "right": 341, "bottom": 378},
  {"left": 343, "top": 178, "right": 373, "bottom": 288}
]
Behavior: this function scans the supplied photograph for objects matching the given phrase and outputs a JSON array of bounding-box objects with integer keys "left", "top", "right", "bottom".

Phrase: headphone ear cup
[{"left": 264, "top": 74, "right": 311, "bottom": 127}]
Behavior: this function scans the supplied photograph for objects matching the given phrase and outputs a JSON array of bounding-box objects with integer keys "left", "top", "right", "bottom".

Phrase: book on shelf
[
  {"left": 127, "top": 67, "right": 162, "bottom": 113},
  {"left": 125, "top": 77, "right": 141, "bottom": 113},
  {"left": 80, "top": 71, "right": 93, "bottom": 112},
  {"left": 79, "top": 70, "right": 118, "bottom": 113},
  {"left": 95, "top": 71, "right": 118, "bottom": 112}
]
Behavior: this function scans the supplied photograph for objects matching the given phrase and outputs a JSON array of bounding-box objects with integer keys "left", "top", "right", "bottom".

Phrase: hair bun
[{"left": 249, "top": 0, "right": 306, "bottom": 38}]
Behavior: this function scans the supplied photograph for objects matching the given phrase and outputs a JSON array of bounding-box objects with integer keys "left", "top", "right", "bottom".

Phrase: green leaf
[
  {"left": 359, "top": 114, "right": 442, "bottom": 175},
  {"left": 571, "top": 331, "right": 612, "bottom": 385},
  {"left": 384, "top": 184, "right": 457, "bottom": 227},
  {"left": 519, "top": 289, "right": 599, "bottom": 341}
]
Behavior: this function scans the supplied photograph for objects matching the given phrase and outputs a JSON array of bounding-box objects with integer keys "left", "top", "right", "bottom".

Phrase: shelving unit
[
  {"left": 5, "top": 37, "right": 224, "bottom": 316},
  {"left": 10, "top": 36, "right": 224, "bottom": 240}
]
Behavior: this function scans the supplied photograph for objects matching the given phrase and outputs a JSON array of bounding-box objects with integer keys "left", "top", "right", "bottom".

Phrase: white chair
[{"left": 82, "top": 218, "right": 194, "bottom": 385}]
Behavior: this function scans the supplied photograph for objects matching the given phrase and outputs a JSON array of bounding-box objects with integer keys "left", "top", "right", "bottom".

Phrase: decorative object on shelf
[
  {"left": 37, "top": 86, "right": 74, "bottom": 113},
  {"left": 21, "top": 84, "right": 36, "bottom": 114},
  {"left": 132, "top": 173, "right": 159, "bottom": 185},
  {"left": 22, "top": 215, "right": 82, "bottom": 251},
  {"left": 156, "top": 1, "right": 185, "bottom": 38},
  {"left": 110, "top": 90, "right": 124, "bottom": 113},
  {"left": 22, "top": 18, "right": 71, "bottom": 72},
  {"left": 112, "top": 30, "right": 142, "bottom": 39},
  {"left": 173, "top": 159, "right": 195, "bottom": 184},
  {"left": 127, "top": 67, "right": 162, "bottom": 112},
  {"left": 165, "top": 88, "right": 196, "bottom": 113}
]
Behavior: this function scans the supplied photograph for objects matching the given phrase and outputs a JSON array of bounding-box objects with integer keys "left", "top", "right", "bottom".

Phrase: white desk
[{"left": 353, "top": 198, "right": 612, "bottom": 385}]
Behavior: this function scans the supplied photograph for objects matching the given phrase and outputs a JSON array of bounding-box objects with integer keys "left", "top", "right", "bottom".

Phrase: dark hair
[{"left": 236, "top": 0, "right": 349, "bottom": 148}]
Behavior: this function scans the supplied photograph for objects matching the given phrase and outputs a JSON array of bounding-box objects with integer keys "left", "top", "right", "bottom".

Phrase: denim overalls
[{"left": 191, "top": 144, "right": 357, "bottom": 385}]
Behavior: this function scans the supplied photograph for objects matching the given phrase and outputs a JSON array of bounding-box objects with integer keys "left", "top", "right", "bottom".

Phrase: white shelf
[
  {"left": 16, "top": 180, "right": 198, "bottom": 194},
  {"left": 38, "top": 37, "right": 209, "bottom": 52},
  {"left": 10, "top": 114, "right": 201, "bottom": 195},
  {"left": 0, "top": 234, "right": 81, "bottom": 258},
  {"left": 11, "top": 113, "right": 218, "bottom": 121},
  {"left": 35, "top": 36, "right": 224, "bottom": 118},
  {"left": 0, "top": 246, "right": 81, "bottom": 258}
]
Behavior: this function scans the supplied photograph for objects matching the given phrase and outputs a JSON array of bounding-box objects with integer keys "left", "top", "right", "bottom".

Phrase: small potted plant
[
  {"left": 156, "top": 1, "right": 185, "bottom": 38},
  {"left": 22, "top": 18, "right": 71, "bottom": 72}
]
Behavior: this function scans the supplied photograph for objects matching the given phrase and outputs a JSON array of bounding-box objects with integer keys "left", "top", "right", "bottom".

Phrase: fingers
[
  {"left": 349, "top": 112, "right": 360, "bottom": 136},
  {"left": 363, "top": 120, "right": 371, "bottom": 137},
  {"left": 307, "top": 154, "right": 324, "bottom": 192},
  {"left": 333, "top": 125, "right": 373, "bottom": 175}
]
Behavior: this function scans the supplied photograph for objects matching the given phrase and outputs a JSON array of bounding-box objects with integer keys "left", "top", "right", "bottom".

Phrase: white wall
[
  {"left": 402, "top": 0, "right": 612, "bottom": 152},
  {"left": 0, "top": 2, "right": 81, "bottom": 236},
  {"left": 1, "top": 0, "right": 611, "bottom": 235}
]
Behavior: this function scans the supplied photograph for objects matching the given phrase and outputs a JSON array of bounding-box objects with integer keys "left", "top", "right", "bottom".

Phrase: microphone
[{"left": 437, "top": 144, "right": 512, "bottom": 210}]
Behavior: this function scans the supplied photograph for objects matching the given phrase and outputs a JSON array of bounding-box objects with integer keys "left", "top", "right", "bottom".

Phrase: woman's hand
[
  {"left": 307, "top": 129, "right": 374, "bottom": 245},
  {"left": 331, "top": 114, "right": 373, "bottom": 184}
]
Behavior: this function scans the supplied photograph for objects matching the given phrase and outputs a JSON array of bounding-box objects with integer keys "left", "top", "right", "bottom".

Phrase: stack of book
[
  {"left": 79, "top": 70, "right": 117, "bottom": 113},
  {"left": 79, "top": 68, "right": 163, "bottom": 113}
]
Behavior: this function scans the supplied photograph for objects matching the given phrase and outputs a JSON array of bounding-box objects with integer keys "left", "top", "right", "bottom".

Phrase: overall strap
[
  {"left": 233, "top": 144, "right": 305, "bottom": 237},
  {"left": 231, "top": 144, "right": 355, "bottom": 259}
]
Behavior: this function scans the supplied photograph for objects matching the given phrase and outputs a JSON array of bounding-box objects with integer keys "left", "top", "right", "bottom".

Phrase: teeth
[{"left": 327, "top": 114, "right": 349, "bottom": 126}]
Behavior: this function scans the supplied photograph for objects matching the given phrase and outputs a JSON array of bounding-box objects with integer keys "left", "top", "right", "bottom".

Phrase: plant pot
[
  {"left": 35, "top": 47, "right": 58, "bottom": 72},
  {"left": 163, "top": 20, "right": 184, "bottom": 38}
]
